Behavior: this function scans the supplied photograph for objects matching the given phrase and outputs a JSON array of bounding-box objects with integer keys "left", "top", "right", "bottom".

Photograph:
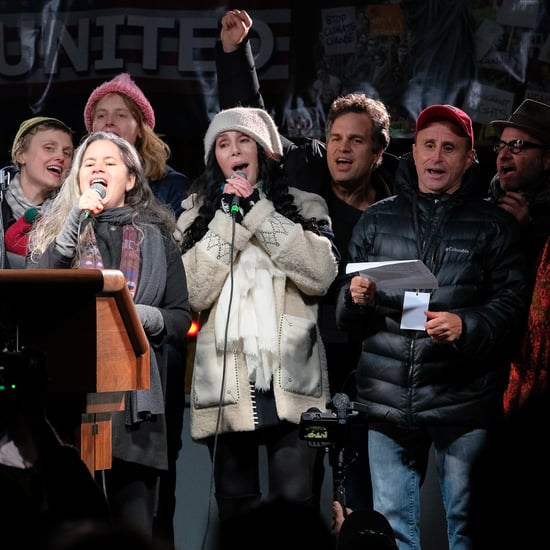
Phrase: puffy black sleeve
[{"left": 215, "top": 39, "right": 264, "bottom": 110}]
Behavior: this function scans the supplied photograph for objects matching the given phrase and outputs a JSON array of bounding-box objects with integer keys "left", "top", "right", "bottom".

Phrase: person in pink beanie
[
  {"left": 83, "top": 72, "right": 190, "bottom": 217},
  {"left": 4, "top": 206, "right": 40, "bottom": 256},
  {"left": 83, "top": 73, "right": 190, "bottom": 549}
]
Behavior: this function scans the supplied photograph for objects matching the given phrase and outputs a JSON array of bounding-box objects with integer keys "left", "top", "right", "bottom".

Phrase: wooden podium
[{"left": 0, "top": 268, "right": 150, "bottom": 474}]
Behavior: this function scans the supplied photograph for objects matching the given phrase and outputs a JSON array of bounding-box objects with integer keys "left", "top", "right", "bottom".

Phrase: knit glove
[
  {"left": 220, "top": 193, "right": 239, "bottom": 220},
  {"left": 220, "top": 189, "right": 260, "bottom": 222},
  {"left": 240, "top": 188, "right": 260, "bottom": 216},
  {"left": 135, "top": 304, "right": 164, "bottom": 337},
  {"left": 24, "top": 207, "right": 40, "bottom": 223},
  {"left": 4, "top": 208, "right": 41, "bottom": 256}
]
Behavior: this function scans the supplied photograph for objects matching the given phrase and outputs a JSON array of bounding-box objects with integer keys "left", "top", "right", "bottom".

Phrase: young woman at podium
[{"left": 26, "top": 131, "right": 191, "bottom": 542}]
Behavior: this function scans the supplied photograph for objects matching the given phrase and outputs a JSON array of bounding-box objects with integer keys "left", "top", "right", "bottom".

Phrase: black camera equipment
[
  {"left": 299, "top": 392, "right": 367, "bottom": 509},
  {"left": 0, "top": 166, "right": 10, "bottom": 189},
  {"left": 0, "top": 348, "right": 50, "bottom": 440},
  {"left": 1, "top": 345, "right": 49, "bottom": 385}
]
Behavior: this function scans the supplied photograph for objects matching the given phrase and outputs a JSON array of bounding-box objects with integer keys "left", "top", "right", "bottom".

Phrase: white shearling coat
[{"left": 176, "top": 187, "right": 338, "bottom": 441}]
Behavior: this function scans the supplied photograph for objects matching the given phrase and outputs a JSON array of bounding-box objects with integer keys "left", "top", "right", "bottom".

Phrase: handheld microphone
[
  {"left": 84, "top": 182, "right": 106, "bottom": 218},
  {"left": 230, "top": 170, "right": 247, "bottom": 216}
]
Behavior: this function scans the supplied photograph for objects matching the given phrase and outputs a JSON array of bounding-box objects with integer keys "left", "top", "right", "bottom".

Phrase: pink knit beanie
[{"left": 83, "top": 73, "right": 155, "bottom": 131}]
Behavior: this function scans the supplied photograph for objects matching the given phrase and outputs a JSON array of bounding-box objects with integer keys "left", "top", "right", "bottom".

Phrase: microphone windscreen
[
  {"left": 332, "top": 393, "right": 351, "bottom": 410},
  {"left": 90, "top": 182, "right": 107, "bottom": 199}
]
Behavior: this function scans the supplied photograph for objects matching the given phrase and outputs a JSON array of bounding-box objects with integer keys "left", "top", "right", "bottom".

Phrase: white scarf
[{"left": 215, "top": 242, "right": 284, "bottom": 390}]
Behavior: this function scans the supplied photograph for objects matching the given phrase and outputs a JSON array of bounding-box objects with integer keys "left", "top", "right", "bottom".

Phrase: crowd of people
[{"left": 1, "top": 7, "right": 549, "bottom": 550}]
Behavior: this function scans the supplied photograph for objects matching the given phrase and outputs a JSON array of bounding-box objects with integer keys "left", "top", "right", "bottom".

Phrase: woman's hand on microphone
[
  {"left": 79, "top": 185, "right": 104, "bottom": 217},
  {"left": 222, "top": 171, "right": 253, "bottom": 199}
]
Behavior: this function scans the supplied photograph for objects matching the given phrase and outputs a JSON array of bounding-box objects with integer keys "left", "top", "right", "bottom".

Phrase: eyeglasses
[{"left": 493, "top": 139, "right": 546, "bottom": 155}]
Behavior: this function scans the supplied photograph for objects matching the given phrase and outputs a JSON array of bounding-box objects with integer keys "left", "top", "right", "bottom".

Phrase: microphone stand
[{"left": 327, "top": 393, "right": 368, "bottom": 515}]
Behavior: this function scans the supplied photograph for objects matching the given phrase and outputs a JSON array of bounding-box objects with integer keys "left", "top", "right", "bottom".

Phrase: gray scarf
[
  {"left": 5, "top": 173, "right": 55, "bottom": 219},
  {"left": 84, "top": 207, "right": 167, "bottom": 425}
]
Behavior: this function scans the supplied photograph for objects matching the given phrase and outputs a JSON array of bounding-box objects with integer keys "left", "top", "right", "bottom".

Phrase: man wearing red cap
[{"left": 336, "top": 105, "right": 529, "bottom": 550}]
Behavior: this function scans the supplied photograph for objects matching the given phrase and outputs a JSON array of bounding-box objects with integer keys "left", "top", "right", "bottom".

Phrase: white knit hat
[{"left": 203, "top": 107, "right": 283, "bottom": 163}]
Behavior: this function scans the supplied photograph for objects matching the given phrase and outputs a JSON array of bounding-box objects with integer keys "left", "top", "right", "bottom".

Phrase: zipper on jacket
[{"left": 406, "top": 337, "right": 416, "bottom": 424}]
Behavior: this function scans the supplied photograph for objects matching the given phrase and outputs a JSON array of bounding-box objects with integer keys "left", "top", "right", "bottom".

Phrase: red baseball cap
[{"left": 415, "top": 104, "right": 474, "bottom": 146}]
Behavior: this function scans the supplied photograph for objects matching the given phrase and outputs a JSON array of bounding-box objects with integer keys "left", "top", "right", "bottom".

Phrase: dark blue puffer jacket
[{"left": 336, "top": 154, "right": 530, "bottom": 427}]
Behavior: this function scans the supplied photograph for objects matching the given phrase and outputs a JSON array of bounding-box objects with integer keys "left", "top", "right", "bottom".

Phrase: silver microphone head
[
  {"left": 90, "top": 181, "right": 107, "bottom": 198},
  {"left": 233, "top": 170, "right": 247, "bottom": 179}
]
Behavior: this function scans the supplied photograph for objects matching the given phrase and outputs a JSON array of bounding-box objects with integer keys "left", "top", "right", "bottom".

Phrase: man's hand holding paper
[
  {"left": 346, "top": 260, "right": 438, "bottom": 291},
  {"left": 349, "top": 276, "right": 377, "bottom": 305}
]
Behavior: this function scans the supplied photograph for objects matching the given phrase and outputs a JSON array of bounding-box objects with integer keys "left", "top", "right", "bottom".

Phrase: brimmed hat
[
  {"left": 415, "top": 104, "right": 474, "bottom": 146},
  {"left": 203, "top": 107, "right": 283, "bottom": 163},
  {"left": 11, "top": 116, "right": 73, "bottom": 156},
  {"left": 491, "top": 99, "right": 550, "bottom": 145},
  {"left": 337, "top": 509, "right": 398, "bottom": 550},
  {"left": 83, "top": 73, "right": 155, "bottom": 131}
]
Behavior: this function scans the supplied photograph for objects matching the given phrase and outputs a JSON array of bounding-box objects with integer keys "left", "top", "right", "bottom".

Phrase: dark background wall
[
  {"left": 2, "top": 1, "right": 550, "bottom": 185},
  {"left": 2, "top": 3, "right": 541, "bottom": 547}
]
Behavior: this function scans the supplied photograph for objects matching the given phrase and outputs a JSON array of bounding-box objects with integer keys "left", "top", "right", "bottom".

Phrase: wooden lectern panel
[
  {"left": 0, "top": 269, "right": 150, "bottom": 473},
  {"left": 0, "top": 268, "right": 149, "bottom": 392},
  {"left": 96, "top": 270, "right": 149, "bottom": 392}
]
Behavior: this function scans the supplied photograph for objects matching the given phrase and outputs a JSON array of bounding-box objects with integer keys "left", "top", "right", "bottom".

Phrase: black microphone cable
[{"left": 201, "top": 196, "right": 239, "bottom": 550}]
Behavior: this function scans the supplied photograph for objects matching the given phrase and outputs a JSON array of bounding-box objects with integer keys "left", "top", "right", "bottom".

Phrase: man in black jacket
[{"left": 336, "top": 104, "right": 529, "bottom": 550}]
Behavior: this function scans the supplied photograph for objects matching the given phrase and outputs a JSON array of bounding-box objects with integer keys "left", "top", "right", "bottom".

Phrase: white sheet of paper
[
  {"left": 401, "top": 291, "right": 430, "bottom": 330},
  {"left": 346, "top": 260, "right": 438, "bottom": 290}
]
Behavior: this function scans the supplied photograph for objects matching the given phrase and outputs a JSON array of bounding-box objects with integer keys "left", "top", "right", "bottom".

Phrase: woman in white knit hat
[{"left": 175, "top": 106, "right": 338, "bottom": 543}]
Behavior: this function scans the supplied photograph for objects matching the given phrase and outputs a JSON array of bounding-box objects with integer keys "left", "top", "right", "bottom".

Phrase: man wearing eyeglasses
[
  {"left": 489, "top": 99, "right": 550, "bottom": 415},
  {"left": 489, "top": 99, "right": 550, "bottom": 273}
]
